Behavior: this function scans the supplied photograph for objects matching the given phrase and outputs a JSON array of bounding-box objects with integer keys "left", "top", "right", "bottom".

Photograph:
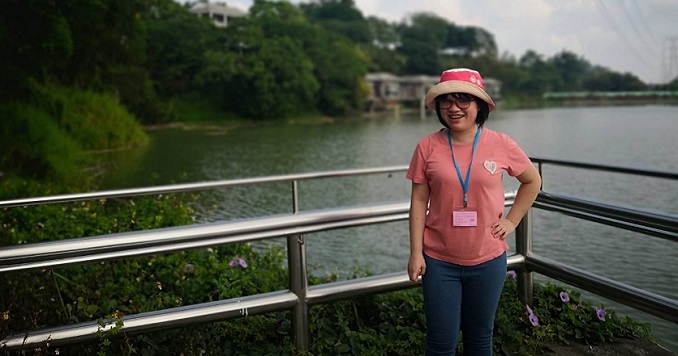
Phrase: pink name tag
[{"left": 453, "top": 210, "right": 478, "bottom": 227}]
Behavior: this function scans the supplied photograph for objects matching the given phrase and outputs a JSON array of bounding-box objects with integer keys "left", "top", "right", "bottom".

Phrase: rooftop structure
[{"left": 189, "top": 1, "right": 247, "bottom": 27}]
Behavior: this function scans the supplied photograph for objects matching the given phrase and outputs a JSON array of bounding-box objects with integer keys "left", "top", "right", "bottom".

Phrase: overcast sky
[{"left": 217, "top": 0, "right": 678, "bottom": 84}]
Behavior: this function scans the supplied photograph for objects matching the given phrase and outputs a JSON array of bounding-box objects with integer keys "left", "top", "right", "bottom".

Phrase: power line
[
  {"left": 594, "top": 0, "right": 654, "bottom": 68},
  {"left": 618, "top": 0, "right": 657, "bottom": 56},
  {"left": 628, "top": 0, "right": 660, "bottom": 45}
]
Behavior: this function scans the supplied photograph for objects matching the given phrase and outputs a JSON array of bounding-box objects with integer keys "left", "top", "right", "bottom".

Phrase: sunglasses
[{"left": 436, "top": 94, "right": 475, "bottom": 109}]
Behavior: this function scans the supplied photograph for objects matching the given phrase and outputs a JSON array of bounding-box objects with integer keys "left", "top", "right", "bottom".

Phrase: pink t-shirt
[{"left": 406, "top": 128, "right": 533, "bottom": 266}]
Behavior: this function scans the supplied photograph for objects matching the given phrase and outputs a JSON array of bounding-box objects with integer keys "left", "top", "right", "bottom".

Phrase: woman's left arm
[{"left": 491, "top": 164, "right": 542, "bottom": 239}]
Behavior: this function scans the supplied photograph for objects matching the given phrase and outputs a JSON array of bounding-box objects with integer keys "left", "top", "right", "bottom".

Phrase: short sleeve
[
  {"left": 504, "top": 136, "right": 532, "bottom": 177},
  {"left": 406, "top": 138, "right": 429, "bottom": 184}
]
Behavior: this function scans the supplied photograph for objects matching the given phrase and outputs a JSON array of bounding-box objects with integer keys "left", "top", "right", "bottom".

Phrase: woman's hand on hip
[{"left": 491, "top": 218, "right": 516, "bottom": 240}]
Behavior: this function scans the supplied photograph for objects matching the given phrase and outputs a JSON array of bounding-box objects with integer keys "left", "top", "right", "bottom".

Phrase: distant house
[
  {"left": 365, "top": 72, "right": 502, "bottom": 113},
  {"left": 366, "top": 73, "right": 501, "bottom": 103},
  {"left": 189, "top": 1, "right": 247, "bottom": 28}
]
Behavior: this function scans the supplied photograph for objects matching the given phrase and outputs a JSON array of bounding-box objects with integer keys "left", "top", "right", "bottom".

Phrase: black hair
[{"left": 434, "top": 94, "right": 490, "bottom": 128}]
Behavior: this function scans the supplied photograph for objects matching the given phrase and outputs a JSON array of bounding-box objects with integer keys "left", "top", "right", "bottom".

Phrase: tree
[
  {"left": 360, "top": 16, "right": 404, "bottom": 74},
  {"left": 250, "top": 0, "right": 306, "bottom": 22},
  {"left": 220, "top": 14, "right": 320, "bottom": 119},
  {"left": 549, "top": 50, "right": 592, "bottom": 91},
  {"left": 517, "top": 50, "right": 562, "bottom": 94},
  {"left": 145, "top": 0, "right": 222, "bottom": 97},
  {"left": 397, "top": 13, "right": 448, "bottom": 74},
  {"left": 445, "top": 25, "right": 497, "bottom": 58},
  {"left": 0, "top": 0, "right": 74, "bottom": 100},
  {"left": 582, "top": 71, "right": 645, "bottom": 91},
  {"left": 299, "top": 0, "right": 371, "bottom": 44},
  {"left": 246, "top": 1, "right": 369, "bottom": 117}
]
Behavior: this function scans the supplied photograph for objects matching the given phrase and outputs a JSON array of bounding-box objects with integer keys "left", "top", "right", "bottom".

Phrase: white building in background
[{"left": 189, "top": 1, "right": 247, "bottom": 28}]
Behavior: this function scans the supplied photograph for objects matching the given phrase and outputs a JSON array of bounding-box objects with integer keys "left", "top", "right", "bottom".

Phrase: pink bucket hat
[{"left": 425, "top": 68, "right": 495, "bottom": 111}]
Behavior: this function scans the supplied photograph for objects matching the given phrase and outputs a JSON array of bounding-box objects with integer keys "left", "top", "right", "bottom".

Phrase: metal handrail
[
  {"left": 531, "top": 157, "right": 678, "bottom": 180},
  {"left": 0, "top": 202, "right": 411, "bottom": 273},
  {"left": 1, "top": 161, "right": 678, "bottom": 352},
  {"left": 0, "top": 166, "right": 409, "bottom": 209},
  {"left": 534, "top": 192, "right": 678, "bottom": 241}
]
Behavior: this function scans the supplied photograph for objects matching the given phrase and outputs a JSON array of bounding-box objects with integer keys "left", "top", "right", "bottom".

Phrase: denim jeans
[{"left": 422, "top": 252, "right": 507, "bottom": 356}]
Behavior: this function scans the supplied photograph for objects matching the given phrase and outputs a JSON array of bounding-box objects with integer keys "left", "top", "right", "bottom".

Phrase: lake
[{"left": 100, "top": 105, "right": 678, "bottom": 351}]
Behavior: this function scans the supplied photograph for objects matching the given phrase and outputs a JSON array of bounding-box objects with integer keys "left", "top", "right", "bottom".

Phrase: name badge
[{"left": 453, "top": 210, "right": 478, "bottom": 227}]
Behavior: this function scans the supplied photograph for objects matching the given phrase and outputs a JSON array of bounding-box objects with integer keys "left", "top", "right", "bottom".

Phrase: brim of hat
[{"left": 425, "top": 82, "right": 496, "bottom": 111}]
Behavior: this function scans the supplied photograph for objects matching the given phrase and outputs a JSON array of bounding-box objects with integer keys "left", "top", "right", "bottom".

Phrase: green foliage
[
  {"left": 308, "top": 38, "right": 368, "bottom": 117},
  {"left": 144, "top": 0, "right": 224, "bottom": 98},
  {"left": 397, "top": 13, "right": 448, "bottom": 75},
  {"left": 224, "top": 33, "right": 319, "bottom": 120},
  {"left": 300, "top": 0, "right": 372, "bottom": 44},
  {"left": 0, "top": 1, "right": 73, "bottom": 100},
  {"left": 308, "top": 282, "right": 426, "bottom": 355},
  {"left": 583, "top": 71, "right": 647, "bottom": 91},
  {"left": 0, "top": 186, "right": 292, "bottom": 355},
  {"left": 0, "top": 103, "right": 83, "bottom": 183},
  {"left": 37, "top": 83, "right": 149, "bottom": 151},
  {"left": 0, "top": 81, "right": 148, "bottom": 185},
  {"left": 494, "top": 274, "right": 652, "bottom": 355}
]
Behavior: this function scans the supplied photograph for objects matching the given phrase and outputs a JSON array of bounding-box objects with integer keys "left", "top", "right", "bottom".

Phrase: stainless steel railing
[{"left": 1, "top": 161, "right": 677, "bottom": 352}]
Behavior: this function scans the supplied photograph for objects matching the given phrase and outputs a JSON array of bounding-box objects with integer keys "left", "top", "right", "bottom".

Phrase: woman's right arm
[{"left": 408, "top": 182, "right": 430, "bottom": 282}]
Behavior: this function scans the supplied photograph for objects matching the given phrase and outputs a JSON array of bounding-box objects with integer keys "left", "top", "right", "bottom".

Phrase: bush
[
  {"left": 494, "top": 271, "right": 652, "bottom": 355},
  {"left": 0, "top": 103, "right": 83, "bottom": 183},
  {"left": 31, "top": 82, "right": 149, "bottom": 151},
  {"left": 0, "top": 80, "right": 149, "bottom": 187}
]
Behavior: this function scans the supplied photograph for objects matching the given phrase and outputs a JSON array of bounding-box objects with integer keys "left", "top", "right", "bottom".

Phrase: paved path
[{"left": 545, "top": 339, "right": 675, "bottom": 355}]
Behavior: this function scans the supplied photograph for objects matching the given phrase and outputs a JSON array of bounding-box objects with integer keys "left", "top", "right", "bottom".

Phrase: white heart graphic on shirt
[{"left": 483, "top": 160, "right": 497, "bottom": 174}]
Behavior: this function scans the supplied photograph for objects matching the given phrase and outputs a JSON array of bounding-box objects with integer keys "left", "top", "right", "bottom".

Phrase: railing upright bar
[
  {"left": 287, "top": 232, "right": 309, "bottom": 351},
  {"left": 515, "top": 209, "right": 534, "bottom": 306},
  {"left": 291, "top": 180, "right": 300, "bottom": 214},
  {"left": 537, "top": 162, "right": 544, "bottom": 190},
  {"left": 288, "top": 179, "right": 309, "bottom": 350}
]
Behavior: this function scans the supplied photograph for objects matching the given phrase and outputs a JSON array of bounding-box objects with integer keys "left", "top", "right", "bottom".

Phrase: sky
[{"left": 215, "top": 0, "right": 678, "bottom": 84}]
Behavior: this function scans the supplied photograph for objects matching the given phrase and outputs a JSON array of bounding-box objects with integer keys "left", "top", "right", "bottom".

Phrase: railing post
[
  {"left": 515, "top": 208, "right": 534, "bottom": 306},
  {"left": 288, "top": 234, "right": 309, "bottom": 351},
  {"left": 288, "top": 180, "right": 310, "bottom": 351}
]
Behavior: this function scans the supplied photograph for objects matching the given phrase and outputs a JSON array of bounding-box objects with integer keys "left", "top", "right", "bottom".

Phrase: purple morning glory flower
[
  {"left": 525, "top": 304, "right": 534, "bottom": 316},
  {"left": 594, "top": 307, "right": 606, "bottom": 321},
  {"left": 229, "top": 257, "right": 248, "bottom": 269},
  {"left": 559, "top": 291, "right": 570, "bottom": 303},
  {"left": 525, "top": 304, "right": 539, "bottom": 326},
  {"left": 507, "top": 271, "right": 517, "bottom": 280}
]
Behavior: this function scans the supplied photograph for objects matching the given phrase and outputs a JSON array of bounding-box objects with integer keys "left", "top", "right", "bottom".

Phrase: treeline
[
  {"left": 5, "top": 0, "right": 677, "bottom": 123},
  {"left": 2, "top": 0, "right": 678, "bottom": 185}
]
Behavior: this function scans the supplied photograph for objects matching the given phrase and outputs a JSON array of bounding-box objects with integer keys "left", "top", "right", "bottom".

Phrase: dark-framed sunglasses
[{"left": 436, "top": 94, "right": 475, "bottom": 109}]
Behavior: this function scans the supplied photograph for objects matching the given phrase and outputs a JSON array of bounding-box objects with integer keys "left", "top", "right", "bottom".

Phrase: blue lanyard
[{"left": 447, "top": 127, "right": 481, "bottom": 208}]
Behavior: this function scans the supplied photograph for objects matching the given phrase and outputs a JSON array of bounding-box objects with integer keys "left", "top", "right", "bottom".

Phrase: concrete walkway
[{"left": 545, "top": 339, "right": 675, "bottom": 355}]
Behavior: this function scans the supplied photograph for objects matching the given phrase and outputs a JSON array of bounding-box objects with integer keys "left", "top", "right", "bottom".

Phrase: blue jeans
[{"left": 422, "top": 252, "right": 507, "bottom": 356}]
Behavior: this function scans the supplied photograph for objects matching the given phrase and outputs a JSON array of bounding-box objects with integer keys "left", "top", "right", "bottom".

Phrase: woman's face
[{"left": 437, "top": 93, "right": 478, "bottom": 131}]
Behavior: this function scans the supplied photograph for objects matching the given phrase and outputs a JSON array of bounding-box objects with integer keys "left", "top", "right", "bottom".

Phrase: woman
[{"left": 406, "top": 68, "right": 541, "bottom": 355}]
